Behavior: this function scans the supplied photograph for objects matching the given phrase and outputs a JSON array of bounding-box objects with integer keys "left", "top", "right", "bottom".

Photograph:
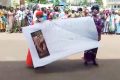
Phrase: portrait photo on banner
[{"left": 31, "top": 30, "right": 50, "bottom": 59}]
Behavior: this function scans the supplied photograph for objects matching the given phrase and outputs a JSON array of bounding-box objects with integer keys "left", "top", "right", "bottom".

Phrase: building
[
  {"left": 102, "top": 0, "right": 120, "bottom": 9},
  {"left": 0, "top": 0, "right": 24, "bottom": 7},
  {"left": 0, "top": 0, "right": 11, "bottom": 6}
]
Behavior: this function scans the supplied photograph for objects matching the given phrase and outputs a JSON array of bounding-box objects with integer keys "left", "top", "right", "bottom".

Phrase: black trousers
[{"left": 84, "top": 48, "right": 98, "bottom": 62}]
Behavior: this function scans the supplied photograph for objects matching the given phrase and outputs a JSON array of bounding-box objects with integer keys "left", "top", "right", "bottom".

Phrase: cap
[{"left": 36, "top": 11, "right": 43, "bottom": 17}]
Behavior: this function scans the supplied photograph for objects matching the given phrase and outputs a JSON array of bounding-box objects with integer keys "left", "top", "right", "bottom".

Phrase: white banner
[{"left": 22, "top": 17, "right": 99, "bottom": 68}]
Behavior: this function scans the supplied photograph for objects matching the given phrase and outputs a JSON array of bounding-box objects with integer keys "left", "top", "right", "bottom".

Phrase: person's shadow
[{"left": 34, "top": 59, "right": 98, "bottom": 74}]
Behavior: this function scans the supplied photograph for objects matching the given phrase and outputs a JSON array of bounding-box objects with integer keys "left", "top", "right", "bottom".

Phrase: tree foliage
[
  {"left": 83, "top": 0, "right": 87, "bottom": 5},
  {"left": 26, "top": 0, "right": 47, "bottom": 4},
  {"left": 95, "top": 0, "right": 103, "bottom": 5},
  {"left": 53, "top": 0, "right": 60, "bottom": 6}
]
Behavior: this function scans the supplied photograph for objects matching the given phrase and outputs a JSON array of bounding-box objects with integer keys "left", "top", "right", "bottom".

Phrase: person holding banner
[{"left": 84, "top": 5, "right": 104, "bottom": 66}]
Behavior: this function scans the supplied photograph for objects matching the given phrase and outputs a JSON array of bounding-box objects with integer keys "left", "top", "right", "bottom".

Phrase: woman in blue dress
[
  {"left": 115, "top": 13, "right": 120, "bottom": 34},
  {"left": 108, "top": 11, "right": 116, "bottom": 34}
]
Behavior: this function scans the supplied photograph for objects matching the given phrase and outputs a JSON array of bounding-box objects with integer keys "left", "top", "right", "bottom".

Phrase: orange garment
[{"left": 0, "top": 11, "right": 5, "bottom": 30}]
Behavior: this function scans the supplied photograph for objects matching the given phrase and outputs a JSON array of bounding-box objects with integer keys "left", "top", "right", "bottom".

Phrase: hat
[{"left": 36, "top": 11, "right": 43, "bottom": 17}]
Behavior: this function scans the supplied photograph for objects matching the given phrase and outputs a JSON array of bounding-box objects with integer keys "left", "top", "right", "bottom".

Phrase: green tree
[
  {"left": 83, "top": 0, "right": 88, "bottom": 6},
  {"left": 26, "top": 0, "right": 47, "bottom": 3},
  {"left": 95, "top": 0, "right": 103, "bottom": 5},
  {"left": 53, "top": 0, "right": 60, "bottom": 6},
  {"left": 39, "top": 0, "right": 47, "bottom": 4}
]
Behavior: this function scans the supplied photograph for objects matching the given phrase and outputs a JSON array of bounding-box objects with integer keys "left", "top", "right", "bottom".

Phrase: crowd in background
[{"left": 0, "top": 4, "right": 120, "bottom": 34}]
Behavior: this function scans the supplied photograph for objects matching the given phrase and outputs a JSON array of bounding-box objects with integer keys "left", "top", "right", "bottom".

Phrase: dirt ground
[{"left": 0, "top": 33, "right": 120, "bottom": 80}]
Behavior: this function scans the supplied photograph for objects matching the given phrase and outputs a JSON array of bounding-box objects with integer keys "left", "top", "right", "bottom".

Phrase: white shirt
[{"left": 16, "top": 10, "right": 26, "bottom": 21}]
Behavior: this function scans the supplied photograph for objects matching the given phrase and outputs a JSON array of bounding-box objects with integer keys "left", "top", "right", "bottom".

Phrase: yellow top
[{"left": 0, "top": 10, "right": 4, "bottom": 17}]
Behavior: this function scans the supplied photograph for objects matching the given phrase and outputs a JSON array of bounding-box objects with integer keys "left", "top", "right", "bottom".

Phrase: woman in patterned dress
[
  {"left": 0, "top": 5, "right": 6, "bottom": 32},
  {"left": 84, "top": 5, "right": 104, "bottom": 66}
]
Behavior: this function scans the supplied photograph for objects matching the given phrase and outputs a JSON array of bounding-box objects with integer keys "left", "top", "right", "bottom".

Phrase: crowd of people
[
  {"left": 0, "top": 4, "right": 117, "bottom": 67},
  {"left": 0, "top": 4, "right": 120, "bottom": 34}
]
